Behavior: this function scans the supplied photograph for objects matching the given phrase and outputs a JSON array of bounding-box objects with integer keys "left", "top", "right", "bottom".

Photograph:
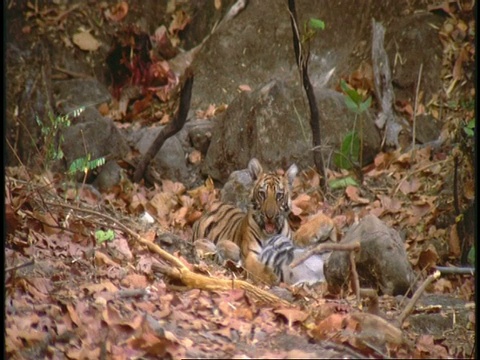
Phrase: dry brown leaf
[
  {"left": 399, "top": 177, "right": 421, "bottom": 195},
  {"left": 453, "top": 46, "right": 469, "bottom": 80},
  {"left": 66, "top": 303, "right": 81, "bottom": 327},
  {"left": 345, "top": 185, "right": 370, "bottom": 204},
  {"left": 72, "top": 30, "right": 101, "bottom": 51},
  {"left": 83, "top": 281, "right": 119, "bottom": 295},
  {"left": 378, "top": 194, "right": 402, "bottom": 213},
  {"left": 310, "top": 313, "right": 345, "bottom": 339},
  {"left": 294, "top": 211, "right": 336, "bottom": 247},
  {"left": 95, "top": 251, "right": 119, "bottom": 267},
  {"left": 417, "top": 244, "right": 439, "bottom": 270},
  {"left": 121, "top": 274, "right": 149, "bottom": 289},
  {"left": 31, "top": 211, "right": 60, "bottom": 235},
  {"left": 104, "top": 1, "right": 129, "bottom": 22},
  {"left": 415, "top": 334, "right": 449, "bottom": 358},
  {"left": 162, "top": 179, "right": 186, "bottom": 195},
  {"left": 110, "top": 237, "right": 134, "bottom": 260},
  {"left": 410, "top": 203, "right": 431, "bottom": 218},
  {"left": 448, "top": 223, "right": 461, "bottom": 257},
  {"left": 274, "top": 308, "right": 309, "bottom": 327}
]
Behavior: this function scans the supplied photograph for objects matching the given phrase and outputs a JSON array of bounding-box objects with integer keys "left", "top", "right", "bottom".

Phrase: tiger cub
[
  {"left": 192, "top": 158, "right": 298, "bottom": 283},
  {"left": 259, "top": 235, "right": 330, "bottom": 286}
]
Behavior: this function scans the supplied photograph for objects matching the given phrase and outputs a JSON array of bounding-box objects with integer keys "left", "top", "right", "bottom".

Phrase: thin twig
[
  {"left": 411, "top": 63, "right": 423, "bottom": 162},
  {"left": 290, "top": 242, "right": 360, "bottom": 269},
  {"left": 53, "top": 66, "right": 93, "bottom": 79},
  {"left": 350, "top": 250, "right": 361, "bottom": 304},
  {"left": 5, "top": 260, "right": 35, "bottom": 273},
  {"left": 396, "top": 270, "right": 441, "bottom": 327}
]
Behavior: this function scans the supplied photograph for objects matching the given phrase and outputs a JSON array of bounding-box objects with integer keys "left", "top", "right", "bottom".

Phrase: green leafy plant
[
  {"left": 95, "top": 229, "right": 115, "bottom": 244},
  {"left": 463, "top": 118, "right": 475, "bottom": 137},
  {"left": 68, "top": 155, "right": 106, "bottom": 176},
  {"left": 335, "top": 130, "right": 360, "bottom": 170},
  {"left": 334, "top": 80, "right": 372, "bottom": 170},
  {"left": 36, "top": 111, "right": 70, "bottom": 164},
  {"left": 329, "top": 176, "right": 359, "bottom": 189},
  {"left": 36, "top": 107, "right": 85, "bottom": 167}
]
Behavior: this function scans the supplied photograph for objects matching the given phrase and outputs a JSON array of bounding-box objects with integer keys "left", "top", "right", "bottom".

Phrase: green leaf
[
  {"left": 334, "top": 130, "right": 360, "bottom": 169},
  {"left": 344, "top": 96, "right": 360, "bottom": 114},
  {"left": 68, "top": 156, "right": 105, "bottom": 175},
  {"left": 340, "top": 79, "right": 362, "bottom": 105},
  {"left": 328, "top": 176, "right": 358, "bottom": 189},
  {"left": 309, "top": 18, "right": 325, "bottom": 30},
  {"left": 464, "top": 127, "right": 474, "bottom": 137},
  {"left": 95, "top": 229, "right": 115, "bottom": 244},
  {"left": 467, "top": 245, "right": 475, "bottom": 266},
  {"left": 358, "top": 96, "right": 372, "bottom": 113}
]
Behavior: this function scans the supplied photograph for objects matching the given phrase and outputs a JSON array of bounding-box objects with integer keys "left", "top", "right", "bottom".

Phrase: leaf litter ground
[{"left": 5, "top": 1, "right": 475, "bottom": 359}]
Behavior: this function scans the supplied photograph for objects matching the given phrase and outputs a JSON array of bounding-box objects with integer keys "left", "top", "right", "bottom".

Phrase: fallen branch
[
  {"left": 434, "top": 266, "right": 475, "bottom": 275},
  {"left": 133, "top": 68, "right": 194, "bottom": 183}
]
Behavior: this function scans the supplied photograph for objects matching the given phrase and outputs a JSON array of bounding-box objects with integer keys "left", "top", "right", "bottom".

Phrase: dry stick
[
  {"left": 53, "top": 66, "right": 92, "bottom": 79},
  {"left": 411, "top": 63, "right": 423, "bottom": 163},
  {"left": 5, "top": 260, "right": 35, "bottom": 273},
  {"left": 395, "top": 270, "right": 441, "bottom": 328},
  {"left": 289, "top": 242, "right": 360, "bottom": 269},
  {"left": 44, "top": 201, "right": 290, "bottom": 306},
  {"left": 133, "top": 68, "right": 194, "bottom": 183},
  {"left": 434, "top": 265, "right": 475, "bottom": 275},
  {"left": 287, "top": 0, "right": 326, "bottom": 191},
  {"left": 349, "top": 250, "right": 361, "bottom": 304}
]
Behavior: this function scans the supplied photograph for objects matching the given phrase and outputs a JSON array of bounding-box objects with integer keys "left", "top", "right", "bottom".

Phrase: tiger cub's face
[{"left": 248, "top": 158, "right": 298, "bottom": 236}]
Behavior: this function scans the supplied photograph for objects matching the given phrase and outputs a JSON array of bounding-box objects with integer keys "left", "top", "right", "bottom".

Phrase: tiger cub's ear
[
  {"left": 285, "top": 163, "right": 298, "bottom": 185},
  {"left": 248, "top": 158, "right": 263, "bottom": 180}
]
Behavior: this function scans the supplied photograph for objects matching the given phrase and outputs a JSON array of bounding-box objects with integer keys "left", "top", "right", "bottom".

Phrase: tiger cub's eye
[
  {"left": 276, "top": 192, "right": 284, "bottom": 201},
  {"left": 258, "top": 189, "right": 266, "bottom": 200}
]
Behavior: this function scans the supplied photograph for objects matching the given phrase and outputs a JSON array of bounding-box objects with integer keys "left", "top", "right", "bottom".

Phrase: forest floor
[{"left": 5, "top": 1, "right": 475, "bottom": 359}]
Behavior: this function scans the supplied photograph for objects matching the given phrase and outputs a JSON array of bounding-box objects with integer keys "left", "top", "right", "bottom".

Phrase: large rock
[
  {"left": 324, "top": 214, "right": 416, "bottom": 296},
  {"left": 60, "top": 107, "right": 130, "bottom": 173},
  {"left": 202, "top": 79, "right": 314, "bottom": 182},
  {"left": 202, "top": 79, "right": 382, "bottom": 182}
]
